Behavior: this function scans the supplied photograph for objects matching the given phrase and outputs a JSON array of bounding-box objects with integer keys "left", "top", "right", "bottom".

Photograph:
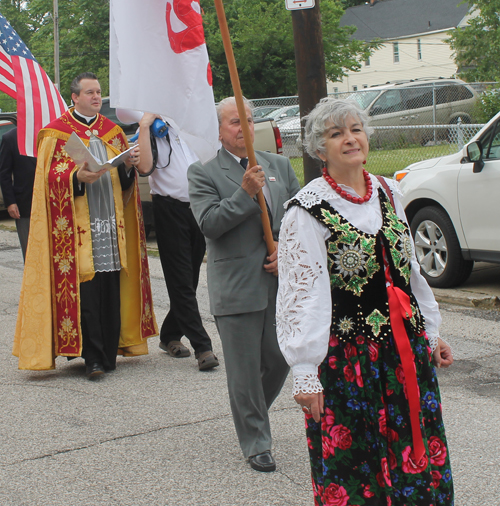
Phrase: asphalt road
[{"left": 0, "top": 225, "right": 499, "bottom": 505}]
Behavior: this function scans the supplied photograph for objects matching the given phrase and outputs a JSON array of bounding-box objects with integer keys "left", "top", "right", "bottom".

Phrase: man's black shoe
[
  {"left": 248, "top": 451, "right": 276, "bottom": 472},
  {"left": 86, "top": 362, "right": 105, "bottom": 379}
]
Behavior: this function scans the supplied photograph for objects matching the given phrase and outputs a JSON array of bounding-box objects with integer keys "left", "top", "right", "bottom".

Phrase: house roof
[{"left": 340, "top": 0, "right": 470, "bottom": 41}]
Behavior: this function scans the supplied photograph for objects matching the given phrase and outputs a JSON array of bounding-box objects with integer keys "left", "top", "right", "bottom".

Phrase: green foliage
[
  {"left": 28, "top": 0, "right": 110, "bottom": 103},
  {"left": 0, "top": 0, "right": 35, "bottom": 44},
  {"left": 201, "top": 0, "right": 297, "bottom": 100},
  {"left": 201, "top": 0, "right": 380, "bottom": 100},
  {"left": 447, "top": 0, "right": 500, "bottom": 82},
  {"left": 0, "top": 0, "right": 109, "bottom": 105},
  {"left": 0, "top": 0, "right": 378, "bottom": 105},
  {"left": 0, "top": 93, "right": 16, "bottom": 112},
  {"left": 473, "top": 86, "right": 500, "bottom": 122}
]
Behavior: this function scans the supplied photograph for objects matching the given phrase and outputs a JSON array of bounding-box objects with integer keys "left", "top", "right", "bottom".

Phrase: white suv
[{"left": 395, "top": 111, "right": 500, "bottom": 288}]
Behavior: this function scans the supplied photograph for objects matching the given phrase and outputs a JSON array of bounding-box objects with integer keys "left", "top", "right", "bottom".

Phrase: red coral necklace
[{"left": 322, "top": 167, "right": 373, "bottom": 205}]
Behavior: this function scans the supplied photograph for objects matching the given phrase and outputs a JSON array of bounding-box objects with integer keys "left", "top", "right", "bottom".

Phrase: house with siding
[{"left": 332, "top": 0, "right": 472, "bottom": 94}]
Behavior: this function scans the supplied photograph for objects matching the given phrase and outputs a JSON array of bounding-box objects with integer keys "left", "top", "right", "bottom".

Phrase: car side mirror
[
  {"left": 369, "top": 106, "right": 382, "bottom": 117},
  {"left": 467, "top": 141, "right": 484, "bottom": 173}
]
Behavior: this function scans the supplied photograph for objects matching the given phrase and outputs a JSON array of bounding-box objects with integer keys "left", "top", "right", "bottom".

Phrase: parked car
[
  {"left": 348, "top": 78, "right": 477, "bottom": 145},
  {"left": 394, "top": 110, "right": 500, "bottom": 288},
  {"left": 264, "top": 105, "right": 300, "bottom": 123},
  {"left": 253, "top": 105, "right": 279, "bottom": 119},
  {"left": 276, "top": 116, "right": 301, "bottom": 157}
]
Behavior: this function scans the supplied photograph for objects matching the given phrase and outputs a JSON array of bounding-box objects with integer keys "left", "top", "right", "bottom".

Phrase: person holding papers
[{"left": 13, "top": 72, "right": 158, "bottom": 379}]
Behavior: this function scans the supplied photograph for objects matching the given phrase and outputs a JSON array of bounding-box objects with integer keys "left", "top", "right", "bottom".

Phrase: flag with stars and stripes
[{"left": 0, "top": 13, "right": 67, "bottom": 156}]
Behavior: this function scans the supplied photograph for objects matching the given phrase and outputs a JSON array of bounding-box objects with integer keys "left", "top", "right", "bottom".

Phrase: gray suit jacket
[{"left": 188, "top": 147, "right": 301, "bottom": 316}]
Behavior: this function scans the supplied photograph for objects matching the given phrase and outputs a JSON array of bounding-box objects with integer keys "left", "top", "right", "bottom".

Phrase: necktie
[{"left": 240, "top": 157, "right": 248, "bottom": 169}]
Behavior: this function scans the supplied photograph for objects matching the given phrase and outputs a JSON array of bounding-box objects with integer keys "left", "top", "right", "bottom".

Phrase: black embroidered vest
[{"left": 288, "top": 188, "right": 425, "bottom": 344}]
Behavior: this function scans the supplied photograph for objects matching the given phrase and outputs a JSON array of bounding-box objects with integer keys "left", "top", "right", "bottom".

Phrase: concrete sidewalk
[
  {"left": 1, "top": 223, "right": 499, "bottom": 505},
  {"left": 0, "top": 226, "right": 312, "bottom": 506}
]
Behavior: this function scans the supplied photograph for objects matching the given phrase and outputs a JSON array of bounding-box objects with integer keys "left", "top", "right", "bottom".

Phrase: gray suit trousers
[{"left": 214, "top": 274, "right": 289, "bottom": 458}]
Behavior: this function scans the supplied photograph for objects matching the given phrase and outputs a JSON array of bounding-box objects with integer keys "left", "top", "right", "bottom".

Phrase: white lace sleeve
[
  {"left": 390, "top": 179, "right": 442, "bottom": 351},
  {"left": 277, "top": 205, "right": 331, "bottom": 397}
]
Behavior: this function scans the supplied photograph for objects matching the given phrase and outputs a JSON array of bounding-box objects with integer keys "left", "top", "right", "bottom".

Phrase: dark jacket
[{"left": 0, "top": 128, "right": 37, "bottom": 217}]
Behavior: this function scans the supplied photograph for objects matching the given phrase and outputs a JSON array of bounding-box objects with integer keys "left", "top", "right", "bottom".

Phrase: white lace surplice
[
  {"left": 276, "top": 176, "right": 441, "bottom": 397},
  {"left": 86, "top": 135, "right": 121, "bottom": 272}
]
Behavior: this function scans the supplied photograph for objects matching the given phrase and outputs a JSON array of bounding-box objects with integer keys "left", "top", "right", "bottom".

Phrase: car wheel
[{"left": 410, "top": 206, "right": 474, "bottom": 288}]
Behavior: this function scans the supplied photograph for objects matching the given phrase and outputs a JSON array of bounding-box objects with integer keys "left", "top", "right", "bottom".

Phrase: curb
[{"left": 432, "top": 288, "right": 500, "bottom": 311}]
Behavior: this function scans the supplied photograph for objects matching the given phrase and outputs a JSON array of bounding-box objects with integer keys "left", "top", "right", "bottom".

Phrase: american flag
[{"left": 0, "top": 13, "right": 67, "bottom": 156}]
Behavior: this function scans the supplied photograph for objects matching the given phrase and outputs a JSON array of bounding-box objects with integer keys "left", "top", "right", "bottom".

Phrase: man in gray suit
[{"left": 188, "top": 97, "right": 300, "bottom": 472}]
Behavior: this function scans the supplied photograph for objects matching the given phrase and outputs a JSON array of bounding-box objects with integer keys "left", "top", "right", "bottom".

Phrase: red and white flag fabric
[
  {"left": 0, "top": 13, "right": 67, "bottom": 157},
  {"left": 110, "top": 0, "right": 219, "bottom": 164}
]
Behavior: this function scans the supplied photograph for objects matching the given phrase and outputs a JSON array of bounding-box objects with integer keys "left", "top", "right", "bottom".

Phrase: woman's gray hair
[
  {"left": 216, "top": 96, "right": 254, "bottom": 125},
  {"left": 303, "top": 97, "right": 373, "bottom": 160}
]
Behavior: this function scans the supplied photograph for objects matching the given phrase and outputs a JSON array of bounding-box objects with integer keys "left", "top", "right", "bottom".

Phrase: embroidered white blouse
[{"left": 276, "top": 175, "right": 442, "bottom": 397}]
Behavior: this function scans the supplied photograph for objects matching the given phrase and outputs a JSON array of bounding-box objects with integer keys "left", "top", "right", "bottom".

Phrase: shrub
[{"left": 474, "top": 86, "right": 500, "bottom": 123}]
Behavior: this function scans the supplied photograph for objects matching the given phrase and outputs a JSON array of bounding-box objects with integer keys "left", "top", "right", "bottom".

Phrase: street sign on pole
[{"left": 285, "top": 0, "right": 315, "bottom": 10}]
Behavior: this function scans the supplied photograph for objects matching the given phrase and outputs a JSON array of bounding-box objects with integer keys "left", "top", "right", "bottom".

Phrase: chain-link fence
[
  {"left": 250, "top": 81, "right": 499, "bottom": 177},
  {"left": 276, "top": 122, "right": 484, "bottom": 175}
]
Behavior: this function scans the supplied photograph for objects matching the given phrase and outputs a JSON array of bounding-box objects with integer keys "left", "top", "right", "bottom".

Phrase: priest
[{"left": 13, "top": 72, "right": 158, "bottom": 378}]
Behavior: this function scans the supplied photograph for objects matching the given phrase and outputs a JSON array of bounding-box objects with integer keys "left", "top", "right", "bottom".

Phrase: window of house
[
  {"left": 393, "top": 42, "right": 400, "bottom": 64},
  {"left": 417, "top": 39, "right": 422, "bottom": 60},
  {"left": 353, "top": 85, "right": 358, "bottom": 91},
  {"left": 365, "top": 57, "right": 371, "bottom": 67},
  {"left": 363, "top": 84, "right": 368, "bottom": 89}
]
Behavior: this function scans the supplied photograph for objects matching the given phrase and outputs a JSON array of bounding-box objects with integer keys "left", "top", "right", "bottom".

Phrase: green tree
[
  {"left": 201, "top": 0, "right": 380, "bottom": 100},
  {"left": 27, "top": 0, "right": 110, "bottom": 103},
  {"left": 447, "top": 0, "right": 500, "bottom": 82},
  {"left": 0, "top": 0, "right": 378, "bottom": 108},
  {"left": 0, "top": 0, "right": 109, "bottom": 106},
  {"left": 0, "top": 0, "right": 36, "bottom": 111},
  {"left": 0, "top": 0, "right": 35, "bottom": 43}
]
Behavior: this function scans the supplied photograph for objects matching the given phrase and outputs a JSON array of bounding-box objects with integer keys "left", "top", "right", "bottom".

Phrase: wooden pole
[
  {"left": 213, "top": 0, "right": 275, "bottom": 256},
  {"left": 291, "top": 2, "right": 327, "bottom": 185}
]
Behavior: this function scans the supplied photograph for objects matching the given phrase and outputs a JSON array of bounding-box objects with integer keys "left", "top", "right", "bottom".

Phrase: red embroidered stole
[{"left": 43, "top": 110, "right": 156, "bottom": 356}]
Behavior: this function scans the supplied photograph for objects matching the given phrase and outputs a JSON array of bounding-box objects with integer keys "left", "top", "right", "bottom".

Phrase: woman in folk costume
[{"left": 276, "top": 98, "right": 454, "bottom": 506}]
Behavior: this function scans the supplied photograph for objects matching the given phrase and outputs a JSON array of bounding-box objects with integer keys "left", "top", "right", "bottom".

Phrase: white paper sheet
[{"left": 64, "top": 132, "right": 135, "bottom": 173}]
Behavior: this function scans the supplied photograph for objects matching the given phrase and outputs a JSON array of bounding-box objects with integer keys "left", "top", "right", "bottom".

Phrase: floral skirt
[{"left": 305, "top": 331, "right": 454, "bottom": 506}]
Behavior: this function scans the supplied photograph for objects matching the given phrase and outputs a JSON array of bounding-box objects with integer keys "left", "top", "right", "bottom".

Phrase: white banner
[{"left": 110, "top": 0, "right": 219, "bottom": 164}]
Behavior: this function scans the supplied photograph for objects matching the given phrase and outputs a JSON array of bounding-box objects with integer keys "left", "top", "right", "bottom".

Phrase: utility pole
[
  {"left": 289, "top": 1, "right": 327, "bottom": 184},
  {"left": 53, "top": 0, "right": 60, "bottom": 90}
]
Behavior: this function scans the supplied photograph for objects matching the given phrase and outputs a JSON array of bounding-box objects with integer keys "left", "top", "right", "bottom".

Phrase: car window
[
  {"left": 370, "top": 90, "right": 404, "bottom": 115},
  {"left": 484, "top": 122, "right": 500, "bottom": 160},
  {"left": 403, "top": 85, "right": 433, "bottom": 110},
  {"left": 348, "top": 90, "right": 381, "bottom": 110},
  {"left": 436, "top": 84, "right": 474, "bottom": 105},
  {"left": 254, "top": 107, "right": 277, "bottom": 119}
]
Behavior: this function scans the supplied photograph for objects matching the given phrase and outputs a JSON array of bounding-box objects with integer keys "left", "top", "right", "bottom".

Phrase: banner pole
[{"left": 213, "top": 0, "right": 276, "bottom": 257}]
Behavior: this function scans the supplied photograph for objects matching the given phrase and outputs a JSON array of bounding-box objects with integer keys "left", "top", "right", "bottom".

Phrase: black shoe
[
  {"left": 86, "top": 362, "right": 105, "bottom": 379},
  {"left": 248, "top": 451, "right": 276, "bottom": 472}
]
